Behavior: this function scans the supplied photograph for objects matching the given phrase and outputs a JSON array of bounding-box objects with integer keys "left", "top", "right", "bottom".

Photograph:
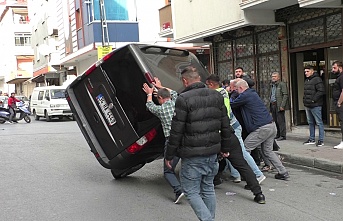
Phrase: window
[
  {"left": 14, "top": 33, "right": 31, "bottom": 46},
  {"left": 44, "top": 90, "right": 50, "bottom": 100},
  {"left": 38, "top": 91, "right": 44, "bottom": 100},
  {"left": 85, "top": 0, "right": 93, "bottom": 23}
]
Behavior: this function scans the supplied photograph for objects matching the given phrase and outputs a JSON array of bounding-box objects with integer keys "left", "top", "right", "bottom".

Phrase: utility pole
[{"left": 99, "top": 0, "right": 109, "bottom": 47}]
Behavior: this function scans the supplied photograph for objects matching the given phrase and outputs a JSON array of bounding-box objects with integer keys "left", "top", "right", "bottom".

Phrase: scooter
[{"left": 0, "top": 101, "right": 31, "bottom": 124}]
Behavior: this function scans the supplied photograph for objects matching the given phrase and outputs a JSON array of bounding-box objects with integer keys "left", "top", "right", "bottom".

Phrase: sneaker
[
  {"left": 254, "top": 193, "right": 266, "bottom": 204},
  {"left": 275, "top": 172, "right": 290, "bottom": 180},
  {"left": 303, "top": 139, "right": 315, "bottom": 145},
  {"left": 8, "top": 121, "right": 13, "bottom": 124},
  {"left": 316, "top": 140, "right": 324, "bottom": 147},
  {"left": 277, "top": 137, "right": 286, "bottom": 141},
  {"left": 334, "top": 142, "right": 343, "bottom": 149},
  {"left": 232, "top": 176, "right": 241, "bottom": 183},
  {"left": 174, "top": 192, "right": 184, "bottom": 204},
  {"left": 262, "top": 165, "right": 272, "bottom": 172},
  {"left": 257, "top": 175, "right": 266, "bottom": 184},
  {"left": 213, "top": 174, "right": 223, "bottom": 186}
]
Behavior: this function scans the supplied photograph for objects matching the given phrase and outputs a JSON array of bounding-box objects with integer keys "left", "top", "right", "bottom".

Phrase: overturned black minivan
[{"left": 66, "top": 44, "right": 210, "bottom": 179}]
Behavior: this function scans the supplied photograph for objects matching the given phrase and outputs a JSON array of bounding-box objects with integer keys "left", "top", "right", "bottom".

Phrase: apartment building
[
  {"left": 0, "top": 0, "right": 33, "bottom": 96},
  {"left": 171, "top": 0, "right": 343, "bottom": 129},
  {"left": 26, "top": 0, "right": 63, "bottom": 92}
]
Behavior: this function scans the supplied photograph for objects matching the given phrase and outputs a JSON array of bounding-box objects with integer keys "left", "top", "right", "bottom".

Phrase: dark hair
[
  {"left": 157, "top": 88, "right": 170, "bottom": 99},
  {"left": 180, "top": 66, "right": 200, "bottom": 80},
  {"left": 206, "top": 74, "right": 220, "bottom": 84},
  {"left": 332, "top": 61, "right": 343, "bottom": 68},
  {"left": 235, "top": 67, "right": 244, "bottom": 72},
  {"left": 222, "top": 79, "right": 230, "bottom": 85},
  {"left": 304, "top": 65, "right": 314, "bottom": 70}
]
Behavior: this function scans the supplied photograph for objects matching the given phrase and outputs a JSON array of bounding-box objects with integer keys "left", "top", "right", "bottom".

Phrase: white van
[{"left": 30, "top": 86, "right": 73, "bottom": 121}]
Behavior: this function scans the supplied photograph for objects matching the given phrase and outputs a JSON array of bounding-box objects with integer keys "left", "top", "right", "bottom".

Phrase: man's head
[
  {"left": 235, "top": 79, "right": 249, "bottom": 94},
  {"left": 156, "top": 88, "right": 171, "bottom": 105},
  {"left": 180, "top": 66, "right": 201, "bottom": 87},
  {"left": 206, "top": 74, "right": 221, "bottom": 89},
  {"left": 332, "top": 61, "right": 343, "bottom": 75},
  {"left": 271, "top": 72, "right": 281, "bottom": 83},
  {"left": 222, "top": 79, "right": 230, "bottom": 88},
  {"left": 10, "top": 92, "right": 15, "bottom": 97},
  {"left": 235, "top": 67, "right": 244, "bottom": 78},
  {"left": 304, "top": 65, "right": 315, "bottom": 78},
  {"left": 229, "top": 79, "right": 239, "bottom": 93}
]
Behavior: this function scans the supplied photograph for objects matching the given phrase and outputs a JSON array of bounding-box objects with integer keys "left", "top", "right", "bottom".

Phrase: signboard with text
[{"left": 97, "top": 46, "right": 113, "bottom": 60}]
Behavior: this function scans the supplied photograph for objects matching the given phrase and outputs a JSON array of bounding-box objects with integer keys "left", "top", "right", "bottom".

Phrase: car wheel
[
  {"left": 0, "top": 119, "right": 5, "bottom": 124},
  {"left": 45, "top": 111, "right": 51, "bottom": 122},
  {"left": 111, "top": 163, "right": 145, "bottom": 179},
  {"left": 58, "top": 116, "right": 63, "bottom": 120},
  {"left": 33, "top": 110, "right": 40, "bottom": 120},
  {"left": 24, "top": 115, "right": 31, "bottom": 123}
]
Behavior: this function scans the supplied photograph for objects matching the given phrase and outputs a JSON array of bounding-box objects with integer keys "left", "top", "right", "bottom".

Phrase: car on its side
[{"left": 66, "top": 44, "right": 210, "bottom": 179}]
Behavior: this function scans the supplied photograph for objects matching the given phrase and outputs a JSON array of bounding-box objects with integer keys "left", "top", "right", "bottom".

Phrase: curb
[{"left": 278, "top": 152, "right": 343, "bottom": 174}]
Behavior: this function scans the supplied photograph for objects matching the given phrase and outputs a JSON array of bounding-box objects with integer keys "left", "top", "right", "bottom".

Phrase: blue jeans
[
  {"left": 228, "top": 125, "right": 263, "bottom": 178},
  {"left": 180, "top": 154, "right": 218, "bottom": 221},
  {"left": 305, "top": 106, "right": 324, "bottom": 141},
  {"left": 164, "top": 139, "right": 182, "bottom": 194}
]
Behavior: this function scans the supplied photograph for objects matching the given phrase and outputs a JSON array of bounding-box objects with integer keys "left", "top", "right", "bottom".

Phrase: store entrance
[{"left": 290, "top": 49, "right": 327, "bottom": 125}]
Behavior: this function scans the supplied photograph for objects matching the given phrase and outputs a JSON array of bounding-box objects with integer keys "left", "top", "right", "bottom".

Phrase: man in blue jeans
[
  {"left": 165, "top": 66, "right": 232, "bottom": 221},
  {"left": 143, "top": 79, "right": 184, "bottom": 204},
  {"left": 302, "top": 65, "right": 325, "bottom": 147},
  {"left": 205, "top": 75, "right": 266, "bottom": 185}
]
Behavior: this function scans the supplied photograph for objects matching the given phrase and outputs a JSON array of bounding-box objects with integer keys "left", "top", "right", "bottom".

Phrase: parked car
[
  {"left": 0, "top": 96, "right": 8, "bottom": 108},
  {"left": 66, "top": 44, "right": 210, "bottom": 179},
  {"left": 30, "top": 86, "right": 73, "bottom": 121}
]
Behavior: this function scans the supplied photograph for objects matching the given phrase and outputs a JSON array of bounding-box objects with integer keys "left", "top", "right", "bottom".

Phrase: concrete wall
[{"left": 76, "top": 56, "right": 98, "bottom": 76}]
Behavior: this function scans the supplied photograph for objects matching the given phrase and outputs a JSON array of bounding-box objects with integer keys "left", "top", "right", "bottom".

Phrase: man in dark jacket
[
  {"left": 235, "top": 67, "right": 255, "bottom": 88},
  {"left": 332, "top": 61, "right": 343, "bottom": 149},
  {"left": 270, "top": 72, "right": 289, "bottom": 141},
  {"left": 303, "top": 65, "right": 325, "bottom": 147},
  {"left": 231, "top": 79, "right": 290, "bottom": 180},
  {"left": 165, "top": 66, "right": 231, "bottom": 221}
]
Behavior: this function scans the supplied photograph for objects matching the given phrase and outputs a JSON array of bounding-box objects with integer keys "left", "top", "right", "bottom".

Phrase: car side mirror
[{"left": 45, "top": 97, "right": 50, "bottom": 101}]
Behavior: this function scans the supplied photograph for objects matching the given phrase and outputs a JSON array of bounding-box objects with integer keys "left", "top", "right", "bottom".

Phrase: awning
[{"left": 6, "top": 77, "right": 30, "bottom": 84}]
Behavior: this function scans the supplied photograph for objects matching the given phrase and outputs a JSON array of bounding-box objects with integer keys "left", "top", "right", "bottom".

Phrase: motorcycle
[{"left": 0, "top": 101, "right": 31, "bottom": 124}]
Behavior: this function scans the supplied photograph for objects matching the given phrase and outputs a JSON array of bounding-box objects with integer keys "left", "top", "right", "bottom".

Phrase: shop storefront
[
  {"left": 276, "top": 5, "right": 343, "bottom": 127},
  {"left": 212, "top": 26, "right": 281, "bottom": 106}
]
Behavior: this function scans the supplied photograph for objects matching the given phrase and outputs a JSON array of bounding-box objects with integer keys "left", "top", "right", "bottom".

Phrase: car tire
[
  {"left": 45, "top": 111, "right": 51, "bottom": 122},
  {"left": 24, "top": 115, "right": 31, "bottom": 123},
  {"left": 33, "top": 110, "right": 40, "bottom": 121},
  {"left": 111, "top": 163, "right": 145, "bottom": 179},
  {"left": 0, "top": 120, "right": 5, "bottom": 124}
]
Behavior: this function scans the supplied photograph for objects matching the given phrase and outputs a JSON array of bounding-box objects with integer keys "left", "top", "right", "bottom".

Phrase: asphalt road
[{"left": 0, "top": 118, "right": 343, "bottom": 221}]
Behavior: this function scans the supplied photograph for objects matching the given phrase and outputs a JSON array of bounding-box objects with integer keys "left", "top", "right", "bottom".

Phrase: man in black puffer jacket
[
  {"left": 165, "top": 66, "right": 232, "bottom": 221},
  {"left": 303, "top": 65, "right": 325, "bottom": 147}
]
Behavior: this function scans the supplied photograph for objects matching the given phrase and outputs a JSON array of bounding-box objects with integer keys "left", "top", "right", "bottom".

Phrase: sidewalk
[{"left": 276, "top": 126, "right": 343, "bottom": 174}]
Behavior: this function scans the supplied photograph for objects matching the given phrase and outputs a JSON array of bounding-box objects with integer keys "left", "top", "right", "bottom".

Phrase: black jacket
[
  {"left": 165, "top": 82, "right": 233, "bottom": 160},
  {"left": 303, "top": 73, "right": 325, "bottom": 108}
]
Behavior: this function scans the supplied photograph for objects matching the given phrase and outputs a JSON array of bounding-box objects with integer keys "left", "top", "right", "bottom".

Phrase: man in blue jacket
[{"left": 231, "top": 79, "right": 289, "bottom": 180}]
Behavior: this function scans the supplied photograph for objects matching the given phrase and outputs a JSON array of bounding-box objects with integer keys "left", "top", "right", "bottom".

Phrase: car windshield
[{"left": 51, "top": 89, "right": 66, "bottom": 99}]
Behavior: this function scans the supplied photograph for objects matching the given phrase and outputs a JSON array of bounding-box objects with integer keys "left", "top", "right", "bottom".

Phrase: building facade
[
  {"left": 171, "top": 0, "right": 343, "bottom": 129},
  {"left": 0, "top": 0, "right": 33, "bottom": 96},
  {"left": 27, "top": 0, "right": 62, "bottom": 91}
]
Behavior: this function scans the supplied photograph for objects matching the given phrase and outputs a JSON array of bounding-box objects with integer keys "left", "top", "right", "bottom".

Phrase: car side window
[
  {"left": 38, "top": 91, "right": 44, "bottom": 100},
  {"left": 44, "top": 90, "right": 50, "bottom": 100}
]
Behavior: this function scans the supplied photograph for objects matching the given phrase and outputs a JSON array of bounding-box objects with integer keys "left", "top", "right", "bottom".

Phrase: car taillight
[
  {"left": 144, "top": 72, "right": 156, "bottom": 84},
  {"left": 85, "top": 52, "right": 114, "bottom": 76},
  {"left": 126, "top": 128, "right": 157, "bottom": 154}
]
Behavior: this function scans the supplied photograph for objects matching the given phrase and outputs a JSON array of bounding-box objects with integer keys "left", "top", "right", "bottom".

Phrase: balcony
[
  {"left": 240, "top": 0, "right": 297, "bottom": 10},
  {"left": 6, "top": 70, "right": 32, "bottom": 84},
  {"left": 13, "top": 45, "right": 33, "bottom": 56},
  {"left": 158, "top": 4, "right": 173, "bottom": 38},
  {"left": 298, "top": 0, "right": 343, "bottom": 8}
]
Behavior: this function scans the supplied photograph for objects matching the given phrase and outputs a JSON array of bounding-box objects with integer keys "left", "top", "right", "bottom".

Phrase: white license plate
[{"left": 96, "top": 94, "right": 116, "bottom": 126}]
